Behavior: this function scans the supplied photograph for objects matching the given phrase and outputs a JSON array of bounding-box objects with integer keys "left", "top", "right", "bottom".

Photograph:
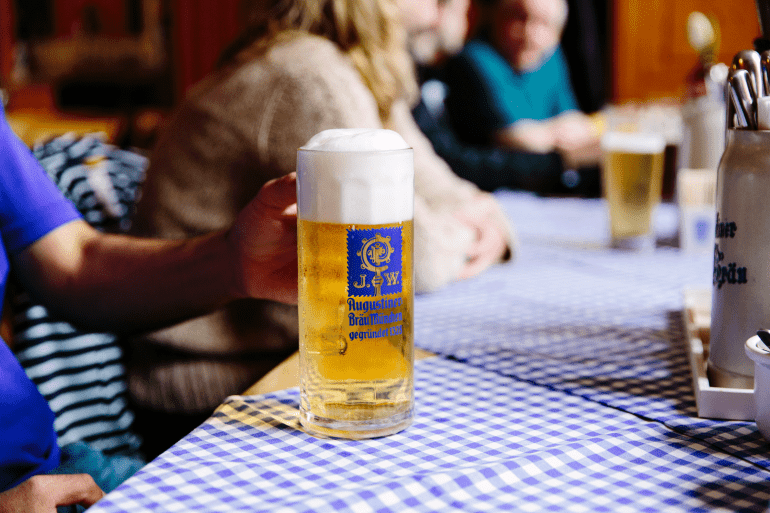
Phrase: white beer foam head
[
  {"left": 301, "top": 128, "right": 410, "bottom": 152},
  {"left": 297, "top": 129, "right": 414, "bottom": 224},
  {"left": 601, "top": 131, "right": 666, "bottom": 154}
]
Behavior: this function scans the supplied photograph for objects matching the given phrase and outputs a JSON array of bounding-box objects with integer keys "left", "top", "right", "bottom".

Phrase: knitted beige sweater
[{"left": 128, "top": 34, "right": 514, "bottom": 413}]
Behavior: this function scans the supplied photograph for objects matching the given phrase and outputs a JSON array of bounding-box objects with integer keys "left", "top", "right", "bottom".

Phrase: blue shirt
[
  {"left": 445, "top": 38, "right": 579, "bottom": 145},
  {"left": 0, "top": 106, "right": 81, "bottom": 492}
]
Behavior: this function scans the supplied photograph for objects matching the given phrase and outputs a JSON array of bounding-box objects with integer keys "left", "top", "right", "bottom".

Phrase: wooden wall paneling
[
  {"left": 0, "top": 0, "right": 13, "bottom": 85},
  {"left": 171, "top": 0, "right": 241, "bottom": 102},
  {"left": 171, "top": 0, "right": 195, "bottom": 102},
  {"left": 54, "top": 0, "right": 129, "bottom": 37},
  {"left": 613, "top": 0, "right": 761, "bottom": 102},
  {"left": 199, "top": 0, "right": 220, "bottom": 81}
]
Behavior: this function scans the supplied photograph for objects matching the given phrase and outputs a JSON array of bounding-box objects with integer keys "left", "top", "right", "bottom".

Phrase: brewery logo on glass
[{"left": 347, "top": 227, "right": 402, "bottom": 297}]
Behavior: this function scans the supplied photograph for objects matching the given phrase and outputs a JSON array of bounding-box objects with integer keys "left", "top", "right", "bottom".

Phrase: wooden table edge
[{"left": 243, "top": 348, "right": 436, "bottom": 396}]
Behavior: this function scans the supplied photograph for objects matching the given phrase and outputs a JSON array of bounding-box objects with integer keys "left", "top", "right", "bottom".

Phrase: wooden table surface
[{"left": 6, "top": 108, "right": 123, "bottom": 146}]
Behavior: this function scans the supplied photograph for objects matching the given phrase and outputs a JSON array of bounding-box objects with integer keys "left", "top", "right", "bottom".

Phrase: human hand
[
  {"left": 551, "top": 112, "right": 603, "bottom": 167},
  {"left": 551, "top": 112, "right": 599, "bottom": 149},
  {"left": 453, "top": 194, "right": 509, "bottom": 280},
  {"left": 560, "top": 140, "right": 602, "bottom": 169},
  {"left": 227, "top": 173, "right": 298, "bottom": 304},
  {"left": 0, "top": 474, "right": 104, "bottom": 512},
  {"left": 499, "top": 120, "right": 557, "bottom": 153}
]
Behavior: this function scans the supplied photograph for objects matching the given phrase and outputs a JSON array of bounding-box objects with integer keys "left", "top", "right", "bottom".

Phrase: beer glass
[
  {"left": 601, "top": 132, "right": 666, "bottom": 249},
  {"left": 296, "top": 128, "right": 414, "bottom": 439}
]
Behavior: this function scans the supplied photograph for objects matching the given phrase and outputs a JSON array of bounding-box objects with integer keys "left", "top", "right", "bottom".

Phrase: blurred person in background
[
  {"left": 410, "top": 0, "right": 585, "bottom": 194},
  {"left": 127, "top": 0, "right": 515, "bottom": 458},
  {"left": 443, "top": 0, "right": 602, "bottom": 189}
]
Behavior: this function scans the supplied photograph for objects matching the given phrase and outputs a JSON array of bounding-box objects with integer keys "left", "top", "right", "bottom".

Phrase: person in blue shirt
[
  {"left": 0, "top": 105, "right": 298, "bottom": 511},
  {"left": 444, "top": 0, "right": 601, "bottom": 174}
]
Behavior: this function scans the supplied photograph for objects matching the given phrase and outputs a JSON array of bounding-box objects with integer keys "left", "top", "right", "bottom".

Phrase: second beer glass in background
[
  {"left": 296, "top": 129, "right": 414, "bottom": 439},
  {"left": 601, "top": 132, "right": 666, "bottom": 250}
]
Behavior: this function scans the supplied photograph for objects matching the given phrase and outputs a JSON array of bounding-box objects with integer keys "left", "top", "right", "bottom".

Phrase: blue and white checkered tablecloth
[
  {"left": 414, "top": 193, "right": 768, "bottom": 470},
  {"left": 90, "top": 193, "right": 770, "bottom": 512},
  {"left": 90, "top": 358, "right": 770, "bottom": 512}
]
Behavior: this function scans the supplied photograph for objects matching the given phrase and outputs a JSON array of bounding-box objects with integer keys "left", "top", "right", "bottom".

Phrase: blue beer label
[{"left": 347, "top": 226, "right": 402, "bottom": 297}]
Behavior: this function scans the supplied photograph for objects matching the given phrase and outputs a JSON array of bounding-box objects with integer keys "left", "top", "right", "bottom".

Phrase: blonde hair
[{"left": 224, "top": 0, "right": 417, "bottom": 121}]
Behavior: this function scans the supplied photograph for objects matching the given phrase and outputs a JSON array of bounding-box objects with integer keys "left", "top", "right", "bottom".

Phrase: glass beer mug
[{"left": 296, "top": 129, "right": 414, "bottom": 438}]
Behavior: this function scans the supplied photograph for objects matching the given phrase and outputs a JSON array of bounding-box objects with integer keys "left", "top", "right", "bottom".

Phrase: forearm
[
  {"left": 494, "top": 120, "right": 558, "bottom": 153},
  {"left": 15, "top": 222, "right": 241, "bottom": 333},
  {"left": 413, "top": 198, "right": 474, "bottom": 293},
  {"left": 14, "top": 174, "right": 298, "bottom": 334},
  {"left": 436, "top": 140, "right": 565, "bottom": 193},
  {"left": 413, "top": 103, "right": 565, "bottom": 193}
]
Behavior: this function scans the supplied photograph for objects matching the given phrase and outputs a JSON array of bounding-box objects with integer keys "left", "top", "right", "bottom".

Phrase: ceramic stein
[{"left": 709, "top": 128, "right": 770, "bottom": 389}]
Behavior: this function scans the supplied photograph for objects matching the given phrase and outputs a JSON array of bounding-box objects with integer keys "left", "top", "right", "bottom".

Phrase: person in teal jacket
[{"left": 444, "top": 0, "right": 601, "bottom": 173}]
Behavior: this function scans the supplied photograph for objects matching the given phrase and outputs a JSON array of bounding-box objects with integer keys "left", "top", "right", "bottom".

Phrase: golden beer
[
  {"left": 601, "top": 133, "right": 666, "bottom": 247},
  {"left": 298, "top": 219, "right": 413, "bottom": 437},
  {"left": 296, "top": 128, "right": 414, "bottom": 438}
]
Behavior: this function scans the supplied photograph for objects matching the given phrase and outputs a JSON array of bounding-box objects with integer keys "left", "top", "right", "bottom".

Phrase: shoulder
[
  {"left": 166, "top": 33, "right": 379, "bottom": 150},
  {"left": 460, "top": 39, "right": 497, "bottom": 60},
  {"left": 217, "top": 34, "right": 368, "bottom": 101},
  {"left": 454, "top": 39, "right": 507, "bottom": 72},
  {"left": 448, "top": 39, "right": 514, "bottom": 90},
  {"left": 185, "top": 34, "right": 369, "bottom": 114},
  {"left": 265, "top": 35, "right": 353, "bottom": 75},
  {"left": 528, "top": 47, "right": 573, "bottom": 95},
  {"left": 0, "top": 120, "right": 81, "bottom": 253},
  {"left": 539, "top": 46, "right": 570, "bottom": 76},
  {"left": 234, "top": 34, "right": 378, "bottom": 123}
]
